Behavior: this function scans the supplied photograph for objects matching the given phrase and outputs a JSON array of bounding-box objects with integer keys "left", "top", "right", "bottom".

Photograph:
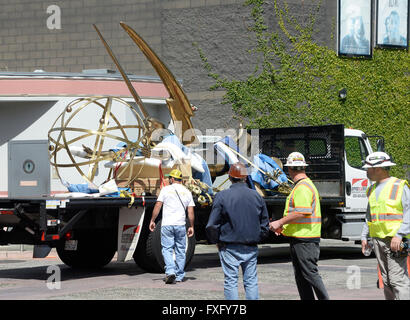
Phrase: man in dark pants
[
  {"left": 206, "top": 162, "right": 269, "bottom": 300},
  {"left": 270, "top": 152, "right": 329, "bottom": 300}
]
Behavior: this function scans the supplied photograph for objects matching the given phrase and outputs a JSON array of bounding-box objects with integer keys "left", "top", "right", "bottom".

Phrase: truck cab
[
  {"left": 341, "top": 128, "right": 382, "bottom": 241},
  {"left": 344, "top": 128, "right": 373, "bottom": 214}
]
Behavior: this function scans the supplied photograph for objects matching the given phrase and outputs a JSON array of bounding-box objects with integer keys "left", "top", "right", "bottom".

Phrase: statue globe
[{"left": 48, "top": 96, "right": 147, "bottom": 186}]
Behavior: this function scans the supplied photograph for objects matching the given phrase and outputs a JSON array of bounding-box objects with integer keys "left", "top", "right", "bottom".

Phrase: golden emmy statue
[
  {"left": 47, "top": 23, "right": 292, "bottom": 198},
  {"left": 48, "top": 23, "right": 202, "bottom": 194}
]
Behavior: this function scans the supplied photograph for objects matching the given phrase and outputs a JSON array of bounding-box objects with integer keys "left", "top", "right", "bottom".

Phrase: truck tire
[
  {"left": 132, "top": 211, "right": 162, "bottom": 272},
  {"left": 133, "top": 219, "right": 196, "bottom": 273},
  {"left": 56, "top": 230, "right": 116, "bottom": 269}
]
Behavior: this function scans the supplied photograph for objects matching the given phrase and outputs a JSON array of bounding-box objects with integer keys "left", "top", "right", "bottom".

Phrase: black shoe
[{"left": 165, "top": 274, "right": 176, "bottom": 284}]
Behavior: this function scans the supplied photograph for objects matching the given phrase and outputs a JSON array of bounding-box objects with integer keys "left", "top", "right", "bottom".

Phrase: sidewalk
[
  {"left": 0, "top": 242, "right": 395, "bottom": 300},
  {"left": 0, "top": 245, "right": 36, "bottom": 260}
]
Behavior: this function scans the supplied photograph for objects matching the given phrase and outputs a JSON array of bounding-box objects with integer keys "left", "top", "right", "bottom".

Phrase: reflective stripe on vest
[
  {"left": 367, "top": 178, "right": 409, "bottom": 239},
  {"left": 286, "top": 180, "right": 321, "bottom": 224},
  {"left": 389, "top": 179, "right": 401, "bottom": 201},
  {"left": 282, "top": 178, "right": 321, "bottom": 238},
  {"left": 370, "top": 213, "right": 403, "bottom": 221}
]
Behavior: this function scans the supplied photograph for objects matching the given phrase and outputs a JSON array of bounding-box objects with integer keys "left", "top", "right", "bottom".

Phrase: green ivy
[{"left": 197, "top": 0, "right": 409, "bottom": 179}]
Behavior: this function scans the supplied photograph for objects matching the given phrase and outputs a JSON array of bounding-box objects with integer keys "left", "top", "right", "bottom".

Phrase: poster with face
[
  {"left": 338, "top": 0, "right": 373, "bottom": 57},
  {"left": 376, "top": 0, "right": 409, "bottom": 49}
]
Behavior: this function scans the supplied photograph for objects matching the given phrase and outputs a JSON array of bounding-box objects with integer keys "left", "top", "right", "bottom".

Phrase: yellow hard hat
[{"left": 166, "top": 169, "right": 183, "bottom": 179}]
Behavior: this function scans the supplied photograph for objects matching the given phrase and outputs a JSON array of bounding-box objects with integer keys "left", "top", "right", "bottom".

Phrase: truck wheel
[
  {"left": 132, "top": 212, "right": 161, "bottom": 272},
  {"left": 56, "top": 230, "right": 116, "bottom": 269},
  {"left": 133, "top": 219, "right": 196, "bottom": 273}
]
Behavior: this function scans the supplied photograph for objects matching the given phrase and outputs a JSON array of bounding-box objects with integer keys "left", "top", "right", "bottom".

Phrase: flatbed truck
[{"left": 0, "top": 124, "right": 382, "bottom": 272}]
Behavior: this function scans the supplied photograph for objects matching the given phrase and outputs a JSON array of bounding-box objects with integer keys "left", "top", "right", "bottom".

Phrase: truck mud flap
[
  {"left": 117, "top": 206, "right": 145, "bottom": 262},
  {"left": 33, "top": 244, "right": 52, "bottom": 258}
]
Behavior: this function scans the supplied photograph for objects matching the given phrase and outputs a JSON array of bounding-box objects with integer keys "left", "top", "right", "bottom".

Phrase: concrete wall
[{"left": 0, "top": 0, "right": 337, "bottom": 132}]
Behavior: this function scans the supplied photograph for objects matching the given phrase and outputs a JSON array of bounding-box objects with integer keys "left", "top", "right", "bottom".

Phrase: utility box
[{"left": 8, "top": 140, "right": 50, "bottom": 197}]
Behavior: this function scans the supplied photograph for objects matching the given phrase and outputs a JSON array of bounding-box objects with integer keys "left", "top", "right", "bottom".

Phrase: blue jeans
[
  {"left": 218, "top": 244, "right": 259, "bottom": 300},
  {"left": 161, "top": 225, "right": 187, "bottom": 281}
]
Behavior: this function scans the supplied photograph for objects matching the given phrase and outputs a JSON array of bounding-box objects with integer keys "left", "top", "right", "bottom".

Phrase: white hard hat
[
  {"left": 362, "top": 152, "right": 396, "bottom": 169},
  {"left": 284, "top": 152, "right": 308, "bottom": 167}
]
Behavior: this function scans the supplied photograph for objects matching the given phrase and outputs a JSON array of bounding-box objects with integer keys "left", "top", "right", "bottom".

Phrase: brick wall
[{"left": 0, "top": 0, "right": 336, "bottom": 132}]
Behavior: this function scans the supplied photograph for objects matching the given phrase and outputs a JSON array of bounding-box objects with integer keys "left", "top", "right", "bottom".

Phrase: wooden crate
[
  {"left": 114, "top": 159, "right": 192, "bottom": 180},
  {"left": 114, "top": 159, "right": 192, "bottom": 196}
]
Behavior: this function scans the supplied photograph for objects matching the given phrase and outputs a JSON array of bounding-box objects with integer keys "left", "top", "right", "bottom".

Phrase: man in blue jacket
[{"left": 206, "top": 162, "right": 270, "bottom": 300}]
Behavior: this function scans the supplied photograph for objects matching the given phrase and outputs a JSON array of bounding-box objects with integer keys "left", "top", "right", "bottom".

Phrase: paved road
[{"left": 0, "top": 240, "right": 384, "bottom": 300}]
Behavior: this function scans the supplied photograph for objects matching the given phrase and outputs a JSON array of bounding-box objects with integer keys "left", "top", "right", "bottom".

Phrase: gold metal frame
[{"left": 48, "top": 96, "right": 145, "bottom": 186}]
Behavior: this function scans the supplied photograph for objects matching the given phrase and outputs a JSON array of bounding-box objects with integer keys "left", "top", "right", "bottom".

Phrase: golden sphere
[{"left": 48, "top": 96, "right": 145, "bottom": 185}]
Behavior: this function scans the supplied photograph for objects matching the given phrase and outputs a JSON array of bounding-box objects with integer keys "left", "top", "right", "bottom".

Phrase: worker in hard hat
[
  {"left": 270, "top": 152, "right": 329, "bottom": 300},
  {"left": 149, "top": 169, "right": 195, "bottom": 284},
  {"left": 361, "top": 152, "right": 410, "bottom": 300},
  {"left": 205, "top": 162, "right": 269, "bottom": 300}
]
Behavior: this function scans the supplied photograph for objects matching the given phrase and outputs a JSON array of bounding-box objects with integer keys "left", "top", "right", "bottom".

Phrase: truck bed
[
  {"left": 254, "top": 124, "right": 345, "bottom": 203},
  {"left": 0, "top": 124, "right": 347, "bottom": 246}
]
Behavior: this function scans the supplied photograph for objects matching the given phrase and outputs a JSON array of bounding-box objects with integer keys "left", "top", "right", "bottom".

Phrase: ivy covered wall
[{"left": 199, "top": 0, "right": 409, "bottom": 179}]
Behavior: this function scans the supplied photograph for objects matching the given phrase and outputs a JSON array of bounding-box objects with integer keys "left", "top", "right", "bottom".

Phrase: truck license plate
[{"left": 64, "top": 240, "right": 78, "bottom": 251}]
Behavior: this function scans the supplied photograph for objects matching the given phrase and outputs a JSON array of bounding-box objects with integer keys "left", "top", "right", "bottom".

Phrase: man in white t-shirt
[{"left": 149, "top": 169, "right": 195, "bottom": 284}]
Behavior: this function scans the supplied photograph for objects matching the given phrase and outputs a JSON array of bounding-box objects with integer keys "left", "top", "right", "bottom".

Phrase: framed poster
[
  {"left": 338, "top": 0, "right": 373, "bottom": 57},
  {"left": 376, "top": 0, "right": 409, "bottom": 49}
]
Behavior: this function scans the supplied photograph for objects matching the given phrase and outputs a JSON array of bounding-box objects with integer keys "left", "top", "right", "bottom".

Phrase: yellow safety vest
[
  {"left": 282, "top": 178, "right": 321, "bottom": 238},
  {"left": 367, "top": 178, "right": 410, "bottom": 239}
]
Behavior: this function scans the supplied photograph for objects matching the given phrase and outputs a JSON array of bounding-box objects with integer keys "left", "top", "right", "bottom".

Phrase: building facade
[{"left": 0, "top": 0, "right": 337, "bottom": 132}]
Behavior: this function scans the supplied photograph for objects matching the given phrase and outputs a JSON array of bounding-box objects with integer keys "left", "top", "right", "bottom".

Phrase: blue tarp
[
  {"left": 214, "top": 135, "right": 239, "bottom": 164},
  {"left": 113, "top": 140, "right": 143, "bottom": 157},
  {"left": 163, "top": 134, "right": 213, "bottom": 194},
  {"left": 250, "top": 154, "right": 288, "bottom": 194},
  {"left": 113, "top": 133, "right": 213, "bottom": 194},
  {"left": 214, "top": 136, "right": 256, "bottom": 190},
  {"left": 65, "top": 183, "right": 99, "bottom": 194}
]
